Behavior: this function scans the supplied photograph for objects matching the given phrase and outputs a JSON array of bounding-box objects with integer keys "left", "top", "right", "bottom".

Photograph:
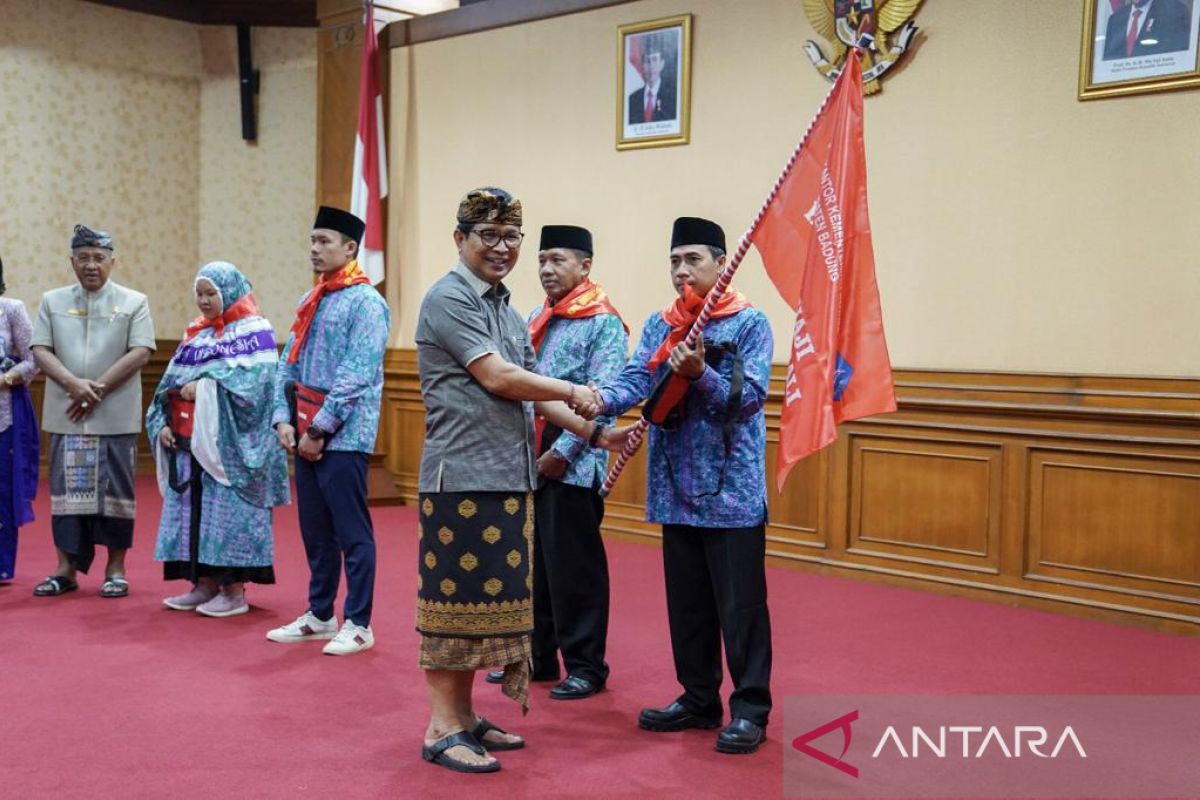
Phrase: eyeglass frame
[
  {"left": 456, "top": 224, "right": 525, "bottom": 250},
  {"left": 70, "top": 250, "right": 114, "bottom": 265}
]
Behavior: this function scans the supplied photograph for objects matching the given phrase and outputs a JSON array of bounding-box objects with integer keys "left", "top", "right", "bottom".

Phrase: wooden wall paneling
[
  {"left": 843, "top": 432, "right": 1003, "bottom": 574},
  {"left": 999, "top": 439, "right": 1030, "bottom": 584},
  {"left": 764, "top": 417, "right": 828, "bottom": 559},
  {"left": 382, "top": 348, "right": 423, "bottom": 499},
  {"left": 317, "top": 8, "right": 363, "bottom": 210},
  {"left": 1024, "top": 446, "right": 1200, "bottom": 605}
]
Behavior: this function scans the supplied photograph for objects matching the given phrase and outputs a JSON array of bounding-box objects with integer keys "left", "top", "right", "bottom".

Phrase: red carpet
[{"left": 1, "top": 477, "right": 1196, "bottom": 799}]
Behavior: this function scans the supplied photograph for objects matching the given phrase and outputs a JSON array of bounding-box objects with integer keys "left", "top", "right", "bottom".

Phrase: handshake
[{"left": 567, "top": 381, "right": 604, "bottom": 420}]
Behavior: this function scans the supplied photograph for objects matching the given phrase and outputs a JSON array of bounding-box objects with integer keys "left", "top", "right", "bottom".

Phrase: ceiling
[{"left": 81, "top": 0, "right": 320, "bottom": 27}]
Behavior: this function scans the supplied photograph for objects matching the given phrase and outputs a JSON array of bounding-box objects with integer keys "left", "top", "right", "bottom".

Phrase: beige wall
[
  {"left": 387, "top": 0, "right": 1200, "bottom": 376},
  {"left": 198, "top": 27, "right": 317, "bottom": 334},
  {"left": 0, "top": 0, "right": 316, "bottom": 338},
  {"left": 0, "top": 0, "right": 200, "bottom": 329}
]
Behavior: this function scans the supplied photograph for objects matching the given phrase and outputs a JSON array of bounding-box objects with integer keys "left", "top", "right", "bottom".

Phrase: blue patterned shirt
[
  {"left": 599, "top": 307, "right": 772, "bottom": 528},
  {"left": 525, "top": 307, "right": 629, "bottom": 489},
  {"left": 272, "top": 283, "right": 390, "bottom": 454}
]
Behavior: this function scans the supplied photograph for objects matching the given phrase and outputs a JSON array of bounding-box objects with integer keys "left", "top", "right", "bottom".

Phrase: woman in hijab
[
  {"left": 147, "top": 261, "right": 289, "bottom": 616},
  {"left": 0, "top": 254, "right": 39, "bottom": 584}
]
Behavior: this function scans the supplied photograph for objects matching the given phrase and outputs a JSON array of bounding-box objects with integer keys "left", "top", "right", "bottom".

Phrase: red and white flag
[
  {"left": 351, "top": 1, "right": 388, "bottom": 285},
  {"left": 749, "top": 55, "right": 896, "bottom": 491}
]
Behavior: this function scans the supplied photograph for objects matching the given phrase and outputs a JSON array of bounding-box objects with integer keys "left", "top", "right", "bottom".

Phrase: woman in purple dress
[{"left": 0, "top": 255, "right": 40, "bottom": 584}]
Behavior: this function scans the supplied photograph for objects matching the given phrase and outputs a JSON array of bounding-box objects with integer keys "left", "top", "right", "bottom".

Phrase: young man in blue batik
[
  {"left": 586, "top": 216, "right": 773, "bottom": 754},
  {"left": 484, "top": 225, "right": 628, "bottom": 699},
  {"left": 267, "top": 206, "right": 390, "bottom": 656}
]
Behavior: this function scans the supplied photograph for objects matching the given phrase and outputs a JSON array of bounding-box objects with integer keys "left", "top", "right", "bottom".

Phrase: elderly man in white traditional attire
[{"left": 30, "top": 224, "right": 156, "bottom": 599}]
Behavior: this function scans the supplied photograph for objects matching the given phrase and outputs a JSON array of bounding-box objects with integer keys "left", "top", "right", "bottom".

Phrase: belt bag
[
  {"left": 287, "top": 381, "right": 328, "bottom": 440},
  {"left": 167, "top": 391, "right": 196, "bottom": 442},
  {"left": 642, "top": 372, "right": 692, "bottom": 426},
  {"left": 642, "top": 341, "right": 744, "bottom": 430}
]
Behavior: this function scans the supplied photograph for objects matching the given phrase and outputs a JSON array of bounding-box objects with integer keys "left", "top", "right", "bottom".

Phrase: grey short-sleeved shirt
[
  {"left": 415, "top": 263, "right": 537, "bottom": 493},
  {"left": 32, "top": 280, "right": 156, "bottom": 435}
]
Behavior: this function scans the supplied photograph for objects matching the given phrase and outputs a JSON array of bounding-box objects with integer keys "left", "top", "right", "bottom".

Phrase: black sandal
[
  {"left": 472, "top": 716, "right": 525, "bottom": 751},
  {"left": 100, "top": 576, "right": 129, "bottom": 598},
  {"left": 421, "top": 731, "right": 500, "bottom": 773},
  {"left": 33, "top": 575, "right": 79, "bottom": 597}
]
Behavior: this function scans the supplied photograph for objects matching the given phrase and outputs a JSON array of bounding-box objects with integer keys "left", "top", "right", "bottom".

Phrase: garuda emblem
[{"left": 802, "top": 0, "right": 922, "bottom": 94}]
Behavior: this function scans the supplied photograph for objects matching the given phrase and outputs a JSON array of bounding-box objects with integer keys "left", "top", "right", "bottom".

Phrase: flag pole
[{"left": 599, "top": 53, "right": 857, "bottom": 498}]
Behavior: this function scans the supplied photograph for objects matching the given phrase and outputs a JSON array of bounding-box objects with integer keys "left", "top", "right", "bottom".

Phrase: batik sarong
[
  {"left": 50, "top": 433, "right": 137, "bottom": 573},
  {"left": 417, "top": 490, "right": 534, "bottom": 707}
]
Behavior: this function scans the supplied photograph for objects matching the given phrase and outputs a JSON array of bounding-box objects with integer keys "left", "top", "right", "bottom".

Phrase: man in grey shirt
[
  {"left": 31, "top": 225, "right": 155, "bottom": 599},
  {"left": 413, "top": 187, "right": 618, "bottom": 774}
]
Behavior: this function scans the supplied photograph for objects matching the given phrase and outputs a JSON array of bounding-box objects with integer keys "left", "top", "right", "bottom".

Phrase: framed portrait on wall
[
  {"left": 616, "top": 14, "right": 692, "bottom": 150},
  {"left": 1079, "top": 0, "right": 1200, "bottom": 99}
]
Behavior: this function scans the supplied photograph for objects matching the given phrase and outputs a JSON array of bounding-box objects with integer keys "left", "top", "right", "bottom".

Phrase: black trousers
[
  {"left": 295, "top": 451, "right": 376, "bottom": 627},
  {"left": 532, "top": 480, "right": 610, "bottom": 685},
  {"left": 52, "top": 516, "right": 134, "bottom": 575},
  {"left": 662, "top": 523, "right": 772, "bottom": 726}
]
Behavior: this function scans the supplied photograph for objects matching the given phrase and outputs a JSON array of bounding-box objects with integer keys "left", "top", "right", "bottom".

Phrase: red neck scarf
[
  {"left": 183, "top": 292, "right": 261, "bottom": 343},
  {"left": 527, "top": 279, "right": 628, "bottom": 353},
  {"left": 286, "top": 260, "right": 371, "bottom": 364},
  {"left": 646, "top": 285, "right": 751, "bottom": 372}
]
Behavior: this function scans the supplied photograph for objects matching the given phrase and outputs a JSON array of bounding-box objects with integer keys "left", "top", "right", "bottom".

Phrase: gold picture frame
[
  {"left": 1079, "top": 0, "right": 1200, "bottom": 100},
  {"left": 616, "top": 14, "right": 692, "bottom": 150}
]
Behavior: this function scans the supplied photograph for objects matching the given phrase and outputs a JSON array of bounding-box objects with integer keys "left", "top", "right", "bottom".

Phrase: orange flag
[{"left": 749, "top": 55, "right": 896, "bottom": 491}]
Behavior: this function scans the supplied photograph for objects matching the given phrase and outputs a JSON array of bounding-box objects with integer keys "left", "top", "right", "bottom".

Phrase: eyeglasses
[
  {"left": 72, "top": 252, "right": 111, "bottom": 265},
  {"left": 470, "top": 228, "right": 524, "bottom": 249}
]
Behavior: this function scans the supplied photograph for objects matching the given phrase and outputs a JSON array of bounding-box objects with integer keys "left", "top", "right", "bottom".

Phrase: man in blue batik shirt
[
  {"left": 485, "top": 225, "right": 629, "bottom": 700},
  {"left": 265, "top": 206, "right": 390, "bottom": 657},
  {"left": 587, "top": 216, "right": 773, "bottom": 754}
]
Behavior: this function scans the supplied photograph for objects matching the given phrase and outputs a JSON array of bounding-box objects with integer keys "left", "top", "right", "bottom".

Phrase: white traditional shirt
[{"left": 32, "top": 280, "right": 156, "bottom": 435}]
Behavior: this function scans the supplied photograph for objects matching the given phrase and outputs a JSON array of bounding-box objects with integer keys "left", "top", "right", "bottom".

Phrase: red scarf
[
  {"left": 183, "top": 292, "right": 261, "bottom": 343},
  {"left": 286, "top": 260, "right": 371, "bottom": 364},
  {"left": 528, "top": 279, "right": 627, "bottom": 453},
  {"left": 646, "top": 285, "right": 751, "bottom": 372},
  {"left": 527, "top": 279, "right": 628, "bottom": 353}
]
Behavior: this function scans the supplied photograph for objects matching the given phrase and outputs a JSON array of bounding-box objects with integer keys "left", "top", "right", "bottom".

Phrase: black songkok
[
  {"left": 539, "top": 225, "right": 593, "bottom": 256},
  {"left": 456, "top": 187, "right": 523, "bottom": 227},
  {"left": 313, "top": 206, "right": 366, "bottom": 244},
  {"left": 71, "top": 224, "right": 114, "bottom": 251},
  {"left": 670, "top": 217, "right": 725, "bottom": 252}
]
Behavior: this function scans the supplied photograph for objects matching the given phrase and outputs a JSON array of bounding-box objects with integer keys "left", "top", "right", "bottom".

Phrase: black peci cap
[
  {"left": 670, "top": 216, "right": 725, "bottom": 252},
  {"left": 313, "top": 206, "right": 366, "bottom": 244},
  {"left": 539, "top": 225, "right": 593, "bottom": 255}
]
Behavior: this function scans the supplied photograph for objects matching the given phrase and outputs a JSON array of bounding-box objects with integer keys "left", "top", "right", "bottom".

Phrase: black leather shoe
[
  {"left": 637, "top": 701, "right": 722, "bottom": 732},
  {"left": 549, "top": 675, "right": 603, "bottom": 700},
  {"left": 715, "top": 718, "right": 765, "bottom": 754},
  {"left": 486, "top": 669, "right": 560, "bottom": 685}
]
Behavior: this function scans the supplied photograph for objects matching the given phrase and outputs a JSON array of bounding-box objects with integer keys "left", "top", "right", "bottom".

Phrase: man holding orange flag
[{"left": 592, "top": 217, "right": 773, "bottom": 754}]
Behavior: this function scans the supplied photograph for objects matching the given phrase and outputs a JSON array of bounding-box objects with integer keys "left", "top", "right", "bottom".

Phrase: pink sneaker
[
  {"left": 196, "top": 591, "right": 249, "bottom": 618},
  {"left": 163, "top": 584, "right": 217, "bottom": 611}
]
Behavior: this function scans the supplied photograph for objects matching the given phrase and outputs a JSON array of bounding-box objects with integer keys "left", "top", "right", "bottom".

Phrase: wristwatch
[
  {"left": 306, "top": 426, "right": 327, "bottom": 441},
  {"left": 588, "top": 423, "right": 607, "bottom": 447}
]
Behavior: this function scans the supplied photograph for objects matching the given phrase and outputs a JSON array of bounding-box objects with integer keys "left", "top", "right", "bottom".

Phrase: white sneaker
[
  {"left": 322, "top": 620, "right": 375, "bottom": 656},
  {"left": 266, "top": 611, "right": 338, "bottom": 643}
]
